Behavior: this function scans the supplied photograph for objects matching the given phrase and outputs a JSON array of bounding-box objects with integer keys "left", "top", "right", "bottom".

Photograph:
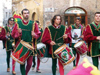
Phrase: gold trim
[
  {"left": 21, "top": 20, "right": 30, "bottom": 26},
  {"left": 20, "top": 40, "right": 34, "bottom": 51},
  {"left": 47, "top": 27, "right": 57, "bottom": 59}
]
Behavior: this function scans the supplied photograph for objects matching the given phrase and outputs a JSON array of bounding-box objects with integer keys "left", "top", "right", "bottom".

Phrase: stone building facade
[
  {"left": 12, "top": 0, "right": 100, "bottom": 29},
  {"left": 43, "top": 0, "right": 100, "bottom": 27}
]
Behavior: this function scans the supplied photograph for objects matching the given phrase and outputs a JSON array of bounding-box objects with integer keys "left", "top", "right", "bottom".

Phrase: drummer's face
[
  {"left": 75, "top": 20, "right": 80, "bottom": 26},
  {"left": 22, "top": 10, "right": 29, "bottom": 20},
  {"left": 54, "top": 16, "right": 61, "bottom": 25},
  {"left": 95, "top": 14, "right": 100, "bottom": 22}
]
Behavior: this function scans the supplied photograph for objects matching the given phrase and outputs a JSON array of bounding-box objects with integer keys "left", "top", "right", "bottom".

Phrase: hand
[
  {"left": 96, "top": 36, "right": 100, "bottom": 40},
  {"left": 63, "top": 34, "right": 68, "bottom": 39},
  {"left": 18, "top": 28, "right": 22, "bottom": 33},
  {"left": 50, "top": 41, "right": 56, "bottom": 46},
  {"left": 80, "top": 35, "right": 84, "bottom": 39},
  {"left": 6, "top": 32, "right": 10, "bottom": 37},
  {"left": 31, "top": 31, "right": 36, "bottom": 37}
]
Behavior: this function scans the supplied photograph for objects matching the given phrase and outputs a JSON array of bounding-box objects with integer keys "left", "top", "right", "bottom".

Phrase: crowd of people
[{"left": 0, "top": 8, "right": 100, "bottom": 75}]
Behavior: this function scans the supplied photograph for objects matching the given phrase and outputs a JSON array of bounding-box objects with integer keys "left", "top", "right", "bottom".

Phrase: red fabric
[
  {"left": 26, "top": 56, "right": 33, "bottom": 75},
  {"left": 58, "top": 60, "right": 64, "bottom": 75},
  {"left": 41, "top": 26, "right": 71, "bottom": 54},
  {"left": 13, "top": 13, "right": 22, "bottom": 19},
  {"left": 36, "top": 57, "right": 40, "bottom": 70},
  {"left": 0, "top": 27, "right": 6, "bottom": 40},
  {"left": 83, "top": 25, "right": 97, "bottom": 43}
]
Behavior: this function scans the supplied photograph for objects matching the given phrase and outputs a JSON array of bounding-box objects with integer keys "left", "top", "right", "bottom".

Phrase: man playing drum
[
  {"left": 69, "top": 17, "right": 83, "bottom": 69},
  {"left": 41, "top": 15, "right": 71, "bottom": 75},
  {"left": 3, "top": 17, "right": 16, "bottom": 74},
  {"left": 11, "top": 8, "right": 41, "bottom": 75},
  {"left": 84, "top": 12, "right": 100, "bottom": 68}
]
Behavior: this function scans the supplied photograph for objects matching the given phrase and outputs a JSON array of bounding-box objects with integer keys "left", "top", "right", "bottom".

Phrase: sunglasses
[{"left": 9, "top": 19, "right": 14, "bottom": 21}]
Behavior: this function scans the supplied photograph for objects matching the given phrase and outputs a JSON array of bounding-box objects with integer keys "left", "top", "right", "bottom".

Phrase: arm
[
  {"left": 32, "top": 23, "right": 41, "bottom": 39},
  {"left": 83, "top": 25, "right": 97, "bottom": 43},
  {"left": 11, "top": 23, "right": 22, "bottom": 39},
  {"left": 0, "top": 28, "right": 6, "bottom": 40},
  {"left": 64, "top": 26, "right": 72, "bottom": 43},
  {"left": 41, "top": 27, "right": 52, "bottom": 44}
]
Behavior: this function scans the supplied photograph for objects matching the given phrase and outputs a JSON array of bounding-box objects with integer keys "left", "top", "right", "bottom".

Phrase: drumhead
[
  {"left": 74, "top": 41, "right": 83, "bottom": 48},
  {"left": 20, "top": 40, "right": 34, "bottom": 50},
  {"left": 37, "top": 43, "right": 46, "bottom": 50}
]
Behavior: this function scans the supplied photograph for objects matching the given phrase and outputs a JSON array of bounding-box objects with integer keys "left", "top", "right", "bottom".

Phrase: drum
[
  {"left": 11, "top": 40, "right": 34, "bottom": 64},
  {"left": 37, "top": 43, "right": 46, "bottom": 58},
  {"left": 54, "top": 44, "right": 75, "bottom": 66},
  {"left": 74, "top": 41, "right": 87, "bottom": 55}
]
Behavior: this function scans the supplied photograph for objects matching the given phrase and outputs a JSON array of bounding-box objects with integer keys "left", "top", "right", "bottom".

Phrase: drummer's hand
[
  {"left": 31, "top": 31, "right": 36, "bottom": 37},
  {"left": 18, "top": 28, "right": 22, "bottom": 33},
  {"left": 96, "top": 36, "right": 100, "bottom": 40},
  {"left": 63, "top": 34, "right": 68, "bottom": 39},
  {"left": 80, "top": 35, "right": 84, "bottom": 39},
  {"left": 6, "top": 32, "right": 10, "bottom": 37},
  {"left": 50, "top": 41, "right": 56, "bottom": 45}
]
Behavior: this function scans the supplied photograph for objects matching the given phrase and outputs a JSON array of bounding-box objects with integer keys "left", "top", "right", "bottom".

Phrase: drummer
[
  {"left": 68, "top": 17, "right": 83, "bottom": 69},
  {"left": 3, "top": 17, "right": 16, "bottom": 74},
  {"left": 11, "top": 8, "right": 41, "bottom": 75},
  {"left": 41, "top": 14, "right": 71, "bottom": 75},
  {"left": 84, "top": 12, "right": 100, "bottom": 68},
  {"left": 32, "top": 20, "right": 43, "bottom": 73}
]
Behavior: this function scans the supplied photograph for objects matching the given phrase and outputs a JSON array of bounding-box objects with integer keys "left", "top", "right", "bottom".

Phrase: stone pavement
[{"left": 0, "top": 41, "right": 99, "bottom": 75}]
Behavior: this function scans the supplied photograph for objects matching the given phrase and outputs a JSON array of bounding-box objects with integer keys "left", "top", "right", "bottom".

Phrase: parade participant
[
  {"left": 69, "top": 17, "right": 83, "bottom": 69},
  {"left": 32, "top": 20, "right": 43, "bottom": 73},
  {"left": 41, "top": 15, "right": 71, "bottom": 75},
  {"left": 3, "top": 17, "right": 16, "bottom": 74},
  {"left": 84, "top": 12, "right": 100, "bottom": 68},
  {"left": 0, "top": 26, "right": 6, "bottom": 40},
  {"left": 11, "top": 8, "right": 41, "bottom": 75}
]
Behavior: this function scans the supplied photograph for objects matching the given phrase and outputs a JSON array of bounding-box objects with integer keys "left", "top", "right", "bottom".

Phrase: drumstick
[
  {"left": 53, "top": 31, "right": 57, "bottom": 41},
  {"left": 56, "top": 33, "right": 70, "bottom": 41},
  {"left": 56, "top": 36, "right": 63, "bottom": 41}
]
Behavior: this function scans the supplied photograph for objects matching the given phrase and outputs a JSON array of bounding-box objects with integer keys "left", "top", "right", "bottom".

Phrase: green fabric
[
  {"left": 20, "top": 64, "right": 25, "bottom": 75},
  {"left": 52, "top": 58, "right": 57, "bottom": 75},
  {"left": 48, "top": 25, "right": 65, "bottom": 58},
  {"left": 4, "top": 26, "right": 14, "bottom": 51},
  {"left": 6, "top": 51, "right": 11, "bottom": 68},
  {"left": 37, "top": 28, "right": 43, "bottom": 43},
  {"left": 73, "top": 24, "right": 81, "bottom": 29},
  {"left": 92, "top": 57, "right": 98, "bottom": 68},
  {"left": 89, "top": 24, "right": 100, "bottom": 56},
  {"left": 32, "top": 56, "right": 36, "bottom": 67},
  {"left": 17, "top": 20, "right": 33, "bottom": 42},
  {"left": 72, "top": 43, "right": 77, "bottom": 66},
  {"left": 92, "top": 22, "right": 100, "bottom": 30}
]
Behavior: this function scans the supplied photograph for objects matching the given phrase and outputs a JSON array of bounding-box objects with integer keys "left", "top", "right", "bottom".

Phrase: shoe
[
  {"left": 32, "top": 67, "right": 35, "bottom": 70},
  {"left": 12, "top": 71, "right": 16, "bottom": 75},
  {"left": 36, "top": 69, "right": 41, "bottom": 73},
  {"left": 7, "top": 68, "right": 10, "bottom": 72}
]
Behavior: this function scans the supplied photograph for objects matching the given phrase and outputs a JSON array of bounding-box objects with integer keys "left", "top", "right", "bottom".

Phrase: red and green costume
[
  {"left": 84, "top": 22, "right": 100, "bottom": 68},
  {"left": 69, "top": 24, "right": 83, "bottom": 67},
  {"left": 3, "top": 25, "right": 16, "bottom": 72},
  {"left": 11, "top": 20, "right": 41, "bottom": 75},
  {"left": 32, "top": 28, "right": 43, "bottom": 71},
  {"left": 41, "top": 25, "right": 71, "bottom": 75}
]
